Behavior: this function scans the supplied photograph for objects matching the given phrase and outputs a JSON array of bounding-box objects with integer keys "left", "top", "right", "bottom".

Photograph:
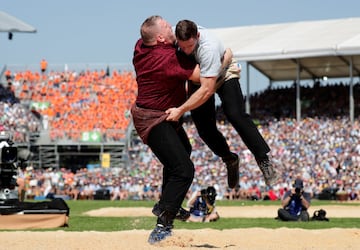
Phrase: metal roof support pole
[
  {"left": 245, "top": 62, "right": 250, "bottom": 114},
  {"left": 349, "top": 57, "right": 354, "bottom": 123},
  {"left": 296, "top": 60, "right": 301, "bottom": 122}
]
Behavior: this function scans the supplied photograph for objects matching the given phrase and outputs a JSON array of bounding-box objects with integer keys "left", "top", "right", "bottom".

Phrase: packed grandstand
[{"left": 0, "top": 64, "right": 359, "bottom": 202}]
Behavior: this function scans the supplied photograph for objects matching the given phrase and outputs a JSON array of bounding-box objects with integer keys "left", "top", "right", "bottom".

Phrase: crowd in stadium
[
  {"left": 1, "top": 68, "right": 359, "bottom": 201},
  {"left": 0, "top": 84, "right": 41, "bottom": 142},
  {"left": 3, "top": 68, "right": 137, "bottom": 142},
  {"left": 14, "top": 116, "right": 360, "bottom": 202},
  {"left": 249, "top": 79, "right": 358, "bottom": 120}
]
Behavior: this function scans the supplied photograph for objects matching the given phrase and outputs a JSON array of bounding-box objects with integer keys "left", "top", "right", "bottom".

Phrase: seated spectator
[
  {"left": 277, "top": 178, "right": 311, "bottom": 221},
  {"left": 248, "top": 183, "right": 262, "bottom": 200},
  {"left": 110, "top": 181, "right": 121, "bottom": 201},
  {"left": 349, "top": 188, "right": 358, "bottom": 201},
  {"left": 263, "top": 187, "right": 279, "bottom": 201},
  {"left": 186, "top": 186, "right": 220, "bottom": 222}
]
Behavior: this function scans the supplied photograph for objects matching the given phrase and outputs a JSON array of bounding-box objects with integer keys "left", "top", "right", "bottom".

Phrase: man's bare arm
[
  {"left": 165, "top": 76, "right": 216, "bottom": 121},
  {"left": 189, "top": 65, "right": 200, "bottom": 82},
  {"left": 165, "top": 48, "right": 233, "bottom": 121}
]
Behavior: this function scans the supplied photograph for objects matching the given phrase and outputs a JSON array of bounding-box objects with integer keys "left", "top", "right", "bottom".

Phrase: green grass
[
  {"left": 55, "top": 200, "right": 360, "bottom": 231},
  {"left": 4, "top": 199, "right": 360, "bottom": 231}
]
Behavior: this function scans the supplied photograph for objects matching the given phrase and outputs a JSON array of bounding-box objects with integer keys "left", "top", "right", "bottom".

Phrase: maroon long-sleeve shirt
[{"left": 132, "top": 39, "right": 196, "bottom": 111}]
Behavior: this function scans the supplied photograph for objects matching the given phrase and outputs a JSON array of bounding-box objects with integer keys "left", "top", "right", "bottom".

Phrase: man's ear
[{"left": 157, "top": 35, "right": 165, "bottom": 43}]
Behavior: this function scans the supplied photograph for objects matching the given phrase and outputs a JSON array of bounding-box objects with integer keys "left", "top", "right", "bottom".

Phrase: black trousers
[
  {"left": 277, "top": 208, "right": 310, "bottom": 221},
  {"left": 147, "top": 121, "right": 194, "bottom": 214},
  {"left": 189, "top": 78, "right": 270, "bottom": 160}
]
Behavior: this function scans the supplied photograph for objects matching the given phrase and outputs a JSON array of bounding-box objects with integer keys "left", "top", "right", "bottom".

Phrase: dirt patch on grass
[{"left": 84, "top": 205, "right": 360, "bottom": 218}]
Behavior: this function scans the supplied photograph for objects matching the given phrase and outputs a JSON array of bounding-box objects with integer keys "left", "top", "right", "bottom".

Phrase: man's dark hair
[{"left": 175, "top": 20, "right": 198, "bottom": 41}]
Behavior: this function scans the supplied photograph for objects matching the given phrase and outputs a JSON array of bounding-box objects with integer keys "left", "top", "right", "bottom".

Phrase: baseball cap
[{"left": 293, "top": 178, "right": 304, "bottom": 189}]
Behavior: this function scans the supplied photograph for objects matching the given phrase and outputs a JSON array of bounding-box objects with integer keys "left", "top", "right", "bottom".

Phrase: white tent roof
[
  {"left": 210, "top": 17, "right": 360, "bottom": 81},
  {"left": 0, "top": 11, "right": 36, "bottom": 33}
]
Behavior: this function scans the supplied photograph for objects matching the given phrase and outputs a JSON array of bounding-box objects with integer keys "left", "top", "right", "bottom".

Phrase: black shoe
[
  {"left": 224, "top": 153, "right": 239, "bottom": 189},
  {"left": 175, "top": 207, "right": 190, "bottom": 221},
  {"left": 256, "top": 157, "right": 278, "bottom": 186},
  {"left": 153, "top": 203, "right": 190, "bottom": 221},
  {"left": 152, "top": 202, "right": 162, "bottom": 217}
]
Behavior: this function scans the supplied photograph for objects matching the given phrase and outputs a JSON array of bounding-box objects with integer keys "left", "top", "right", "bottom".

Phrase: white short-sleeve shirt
[{"left": 195, "top": 27, "right": 225, "bottom": 78}]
